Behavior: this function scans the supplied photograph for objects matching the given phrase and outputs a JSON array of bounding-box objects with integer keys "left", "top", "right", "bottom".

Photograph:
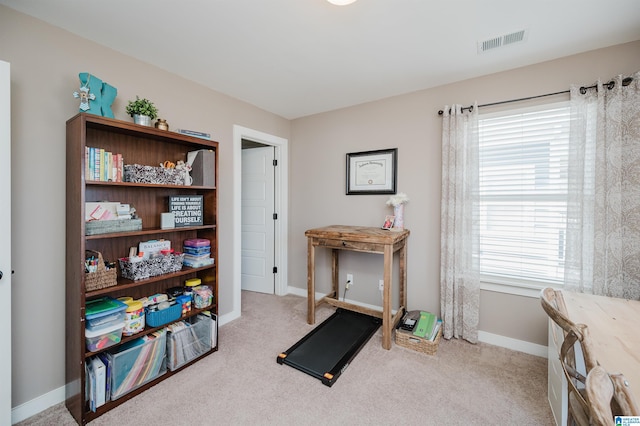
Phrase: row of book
[
  {"left": 414, "top": 311, "right": 442, "bottom": 341},
  {"left": 85, "top": 146, "right": 124, "bottom": 182}
]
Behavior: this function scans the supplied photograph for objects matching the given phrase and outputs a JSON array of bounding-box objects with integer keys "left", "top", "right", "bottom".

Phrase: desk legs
[
  {"left": 382, "top": 244, "right": 393, "bottom": 349},
  {"left": 399, "top": 240, "right": 407, "bottom": 309},
  {"left": 331, "top": 249, "right": 339, "bottom": 301},
  {"left": 307, "top": 238, "right": 315, "bottom": 324}
]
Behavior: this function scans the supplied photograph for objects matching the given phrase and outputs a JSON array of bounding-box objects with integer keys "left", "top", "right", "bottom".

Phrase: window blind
[{"left": 478, "top": 103, "right": 571, "bottom": 285}]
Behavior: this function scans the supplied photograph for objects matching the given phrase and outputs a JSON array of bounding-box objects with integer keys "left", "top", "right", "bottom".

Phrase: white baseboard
[
  {"left": 478, "top": 330, "right": 548, "bottom": 358},
  {"left": 12, "top": 385, "right": 65, "bottom": 424},
  {"left": 219, "top": 309, "right": 240, "bottom": 327}
]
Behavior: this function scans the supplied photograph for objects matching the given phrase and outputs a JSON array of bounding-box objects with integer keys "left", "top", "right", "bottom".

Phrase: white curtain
[
  {"left": 440, "top": 103, "right": 480, "bottom": 343},
  {"left": 565, "top": 71, "right": 640, "bottom": 299}
]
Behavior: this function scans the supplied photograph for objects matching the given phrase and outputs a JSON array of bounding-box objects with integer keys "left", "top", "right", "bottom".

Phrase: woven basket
[
  {"left": 84, "top": 250, "right": 118, "bottom": 292},
  {"left": 395, "top": 326, "right": 442, "bottom": 355}
]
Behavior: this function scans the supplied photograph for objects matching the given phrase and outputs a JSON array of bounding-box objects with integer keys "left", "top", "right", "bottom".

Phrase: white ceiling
[{"left": 2, "top": 0, "right": 640, "bottom": 119}]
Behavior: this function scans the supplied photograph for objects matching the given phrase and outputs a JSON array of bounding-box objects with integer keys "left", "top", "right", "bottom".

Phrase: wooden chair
[
  {"left": 586, "top": 365, "right": 640, "bottom": 425},
  {"left": 540, "top": 288, "right": 599, "bottom": 425},
  {"left": 559, "top": 324, "right": 599, "bottom": 425}
]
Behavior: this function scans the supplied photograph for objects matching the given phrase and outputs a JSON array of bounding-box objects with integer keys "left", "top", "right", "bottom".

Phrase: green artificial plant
[{"left": 125, "top": 96, "right": 159, "bottom": 120}]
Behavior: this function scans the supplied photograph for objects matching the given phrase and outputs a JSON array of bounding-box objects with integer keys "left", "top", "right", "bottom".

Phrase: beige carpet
[{"left": 19, "top": 291, "right": 555, "bottom": 425}]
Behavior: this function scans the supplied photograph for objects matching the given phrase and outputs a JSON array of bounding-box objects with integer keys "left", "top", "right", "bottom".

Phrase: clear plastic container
[
  {"left": 85, "top": 297, "right": 127, "bottom": 331},
  {"left": 85, "top": 321, "right": 124, "bottom": 352},
  {"left": 122, "top": 300, "right": 145, "bottom": 336}
]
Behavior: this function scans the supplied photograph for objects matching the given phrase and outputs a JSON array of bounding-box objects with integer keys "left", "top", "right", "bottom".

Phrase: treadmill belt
[{"left": 277, "top": 308, "right": 381, "bottom": 386}]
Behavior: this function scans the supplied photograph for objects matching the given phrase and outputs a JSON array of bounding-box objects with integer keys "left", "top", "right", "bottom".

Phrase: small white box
[{"left": 160, "top": 212, "right": 175, "bottom": 229}]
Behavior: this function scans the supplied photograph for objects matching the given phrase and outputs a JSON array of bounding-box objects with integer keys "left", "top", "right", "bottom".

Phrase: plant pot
[{"left": 133, "top": 114, "right": 152, "bottom": 126}]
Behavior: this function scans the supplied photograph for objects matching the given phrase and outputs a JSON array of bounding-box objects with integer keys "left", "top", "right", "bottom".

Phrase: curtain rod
[{"left": 437, "top": 76, "right": 634, "bottom": 116}]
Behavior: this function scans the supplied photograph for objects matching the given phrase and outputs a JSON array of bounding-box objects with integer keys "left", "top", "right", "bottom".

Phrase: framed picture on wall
[{"left": 346, "top": 148, "right": 397, "bottom": 195}]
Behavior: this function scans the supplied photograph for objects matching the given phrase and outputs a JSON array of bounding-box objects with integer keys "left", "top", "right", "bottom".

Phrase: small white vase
[
  {"left": 393, "top": 204, "right": 405, "bottom": 229},
  {"left": 133, "top": 114, "right": 152, "bottom": 126}
]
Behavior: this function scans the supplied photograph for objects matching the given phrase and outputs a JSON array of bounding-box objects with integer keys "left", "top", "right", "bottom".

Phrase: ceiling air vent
[{"left": 478, "top": 29, "right": 528, "bottom": 53}]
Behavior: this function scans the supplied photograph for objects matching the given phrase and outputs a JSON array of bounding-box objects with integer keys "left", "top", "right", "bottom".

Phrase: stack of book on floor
[{"left": 413, "top": 311, "right": 441, "bottom": 342}]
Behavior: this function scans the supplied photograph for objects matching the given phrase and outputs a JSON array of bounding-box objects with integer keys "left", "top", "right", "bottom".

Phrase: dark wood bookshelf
[{"left": 65, "top": 113, "right": 219, "bottom": 425}]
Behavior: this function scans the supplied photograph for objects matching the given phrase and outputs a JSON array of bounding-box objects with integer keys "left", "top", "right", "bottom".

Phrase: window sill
[{"left": 480, "top": 277, "right": 554, "bottom": 299}]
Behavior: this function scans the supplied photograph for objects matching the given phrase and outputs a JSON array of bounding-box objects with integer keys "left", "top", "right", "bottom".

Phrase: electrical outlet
[
  {"left": 347, "top": 273, "right": 354, "bottom": 286},
  {"left": 379, "top": 279, "right": 384, "bottom": 291}
]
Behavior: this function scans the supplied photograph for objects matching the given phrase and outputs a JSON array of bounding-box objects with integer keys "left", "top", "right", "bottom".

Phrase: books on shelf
[
  {"left": 175, "top": 128, "right": 211, "bottom": 140},
  {"left": 86, "top": 355, "right": 106, "bottom": 411},
  {"left": 85, "top": 147, "right": 124, "bottom": 182}
]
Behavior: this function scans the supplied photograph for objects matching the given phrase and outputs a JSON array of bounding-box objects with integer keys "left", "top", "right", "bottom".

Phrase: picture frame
[
  {"left": 382, "top": 215, "right": 395, "bottom": 230},
  {"left": 168, "top": 195, "right": 203, "bottom": 227},
  {"left": 346, "top": 148, "right": 397, "bottom": 195}
]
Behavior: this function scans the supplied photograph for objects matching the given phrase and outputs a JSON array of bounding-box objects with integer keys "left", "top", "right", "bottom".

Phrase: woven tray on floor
[{"left": 395, "top": 326, "right": 442, "bottom": 355}]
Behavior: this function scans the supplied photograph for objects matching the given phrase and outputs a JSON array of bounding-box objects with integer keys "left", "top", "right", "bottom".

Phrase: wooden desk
[
  {"left": 305, "top": 225, "right": 410, "bottom": 350},
  {"left": 563, "top": 291, "right": 640, "bottom": 395}
]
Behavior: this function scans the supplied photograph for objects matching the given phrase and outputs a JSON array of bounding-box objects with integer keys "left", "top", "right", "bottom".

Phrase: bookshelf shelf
[
  {"left": 86, "top": 180, "right": 216, "bottom": 190},
  {"left": 65, "top": 113, "right": 219, "bottom": 425},
  {"left": 85, "top": 225, "right": 216, "bottom": 240}
]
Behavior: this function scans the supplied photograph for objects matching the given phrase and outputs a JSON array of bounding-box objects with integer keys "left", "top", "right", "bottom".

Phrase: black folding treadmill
[{"left": 277, "top": 308, "right": 381, "bottom": 386}]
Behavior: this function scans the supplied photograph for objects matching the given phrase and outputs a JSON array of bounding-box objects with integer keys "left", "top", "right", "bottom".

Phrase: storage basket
[
  {"left": 119, "top": 253, "right": 185, "bottom": 281},
  {"left": 166, "top": 315, "right": 212, "bottom": 370},
  {"left": 86, "top": 218, "right": 142, "bottom": 236},
  {"left": 107, "top": 330, "right": 167, "bottom": 401},
  {"left": 124, "top": 164, "right": 185, "bottom": 185},
  {"left": 395, "top": 326, "right": 442, "bottom": 355},
  {"left": 85, "top": 250, "right": 118, "bottom": 292},
  {"left": 145, "top": 302, "right": 182, "bottom": 328}
]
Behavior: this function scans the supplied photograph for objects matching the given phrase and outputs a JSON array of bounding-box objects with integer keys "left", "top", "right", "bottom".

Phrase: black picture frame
[
  {"left": 168, "top": 195, "right": 204, "bottom": 227},
  {"left": 346, "top": 148, "right": 397, "bottom": 195}
]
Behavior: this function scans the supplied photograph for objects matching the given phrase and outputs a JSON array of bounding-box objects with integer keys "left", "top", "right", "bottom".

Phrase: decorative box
[
  {"left": 119, "top": 253, "right": 185, "bottom": 281},
  {"left": 86, "top": 218, "right": 142, "bottom": 236},
  {"left": 124, "top": 164, "right": 185, "bottom": 185}
]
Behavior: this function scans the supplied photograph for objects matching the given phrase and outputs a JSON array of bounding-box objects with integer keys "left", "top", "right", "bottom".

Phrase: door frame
[
  {"left": 0, "top": 59, "right": 11, "bottom": 425},
  {"left": 233, "top": 125, "right": 288, "bottom": 316}
]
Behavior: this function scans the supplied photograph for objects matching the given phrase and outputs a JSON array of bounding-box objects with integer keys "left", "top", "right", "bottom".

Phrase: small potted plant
[{"left": 125, "top": 96, "right": 159, "bottom": 126}]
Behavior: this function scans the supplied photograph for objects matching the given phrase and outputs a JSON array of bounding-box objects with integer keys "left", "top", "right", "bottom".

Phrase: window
[{"left": 478, "top": 103, "right": 571, "bottom": 288}]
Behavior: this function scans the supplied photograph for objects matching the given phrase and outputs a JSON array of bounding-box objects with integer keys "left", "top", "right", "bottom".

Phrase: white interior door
[
  {"left": 241, "top": 146, "right": 275, "bottom": 294},
  {"left": 0, "top": 59, "right": 12, "bottom": 425}
]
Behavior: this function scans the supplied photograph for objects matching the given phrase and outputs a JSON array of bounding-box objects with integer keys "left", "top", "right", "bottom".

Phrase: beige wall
[
  {"left": 4, "top": 2, "right": 640, "bottom": 415},
  {"left": 289, "top": 40, "right": 640, "bottom": 347},
  {"left": 1, "top": 6, "right": 290, "bottom": 408}
]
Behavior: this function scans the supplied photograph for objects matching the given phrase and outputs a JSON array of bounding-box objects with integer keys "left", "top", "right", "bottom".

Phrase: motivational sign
[{"left": 168, "top": 195, "right": 203, "bottom": 227}]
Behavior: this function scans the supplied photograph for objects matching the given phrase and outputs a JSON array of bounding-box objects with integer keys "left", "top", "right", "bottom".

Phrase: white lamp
[{"left": 327, "top": 0, "right": 357, "bottom": 5}]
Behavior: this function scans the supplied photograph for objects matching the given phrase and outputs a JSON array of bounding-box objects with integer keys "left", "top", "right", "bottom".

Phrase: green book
[{"left": 413, "top": 311, "right": 436, "bottom": 338}]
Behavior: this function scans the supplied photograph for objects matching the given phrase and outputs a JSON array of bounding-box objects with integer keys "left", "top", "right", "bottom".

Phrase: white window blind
[{"left": 478, "top": 103, "right": 571, "bottom": 286}]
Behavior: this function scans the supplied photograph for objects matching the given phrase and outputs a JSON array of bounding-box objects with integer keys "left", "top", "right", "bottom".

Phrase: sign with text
[{"left": 168, "top": 195, "right": 203, "bottom": 227}]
